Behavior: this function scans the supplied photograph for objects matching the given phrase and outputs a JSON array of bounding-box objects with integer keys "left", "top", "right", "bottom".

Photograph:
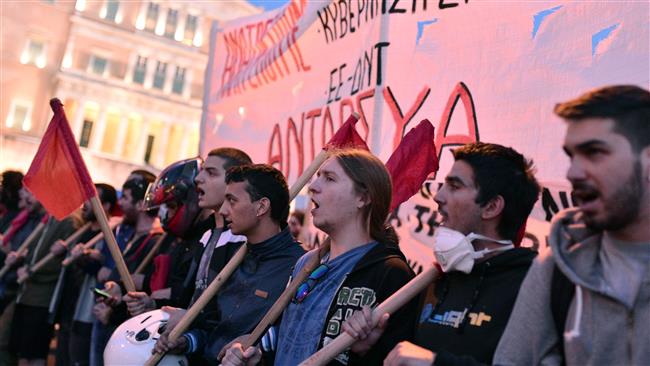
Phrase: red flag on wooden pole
[
  {"left": 23, "top": 98, "right": 96, "bottom": 220},
  {"left": 23, "top": 98, "right": 136, "bottom": 292},
  {"left": 386, "top": 119, "right": 439, "bottom": 212}
]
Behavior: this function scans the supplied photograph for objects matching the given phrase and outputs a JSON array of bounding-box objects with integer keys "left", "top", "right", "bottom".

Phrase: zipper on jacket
[
  {"left": 323, "top": 274, "right": 348, "bottom": 340},
  {"left": 626, "top": 310, "right": 633, "bottom": 364}
]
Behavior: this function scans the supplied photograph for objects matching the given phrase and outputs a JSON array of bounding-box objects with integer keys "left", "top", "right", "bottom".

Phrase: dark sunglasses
[{"left": 293, "top": 263, "right": 330, "bottom": 303}]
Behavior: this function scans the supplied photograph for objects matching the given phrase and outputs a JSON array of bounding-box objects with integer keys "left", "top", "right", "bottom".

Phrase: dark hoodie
[
  {"left": 415, "top": 247, "right": 536, "bottom": 366},
  {"left": 263, "top": 241, "right": 420, "bottom": 366}
]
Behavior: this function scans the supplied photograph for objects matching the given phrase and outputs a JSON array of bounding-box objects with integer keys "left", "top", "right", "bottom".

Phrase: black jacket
[
  {"left": 321, "top": 241, "right": 419, "bottom": 366},
  {"left": 264, "top": 241, "right": 420, "bottom": 366},
  {"left": 186, "top": 228, "right": 305, "bottom": 364},
  {"left": 415, "top": 247, "right": 537, "bottom": 366}
]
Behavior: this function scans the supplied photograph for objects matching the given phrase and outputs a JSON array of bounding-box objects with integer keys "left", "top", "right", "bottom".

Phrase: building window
[
  {"left": 145, "top": 2, "right": 159, "bottom": 32},
  {"left": 183, "top": 14, "right": 197, "bottom": 45},
  {"left": 5, "top": 100, "right": 32, "bottom": 131},
  {"left": 79, "top": 120, "right": 93, "bottom": 147},
  {"left": 172, "top": 66, "right": 185, "bottom": 95},
  {"left": 20, "top": 40, "right": 46, "bottom": 68},
  {"left": 132, "top": 55, "right": 147, "bottom": 84},
  {"left": 144, "top": 134, "right": 155, "bottom": 163},
  {"left": 102, "top": 0, "right": 120, "bottom": 22},
  {"left": 152, "top": 61, "right": 167, "bottom": 90},
  {"left": 89, "top": 55, "right": 108, "bottom": 76},
  {"left": 164, "top": 9, "right": 178, "bottom": 39}
]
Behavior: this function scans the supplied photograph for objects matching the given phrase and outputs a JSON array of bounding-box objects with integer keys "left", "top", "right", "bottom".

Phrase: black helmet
[{"left": 144, "top": 158, "right": 201, "bottom": 238}]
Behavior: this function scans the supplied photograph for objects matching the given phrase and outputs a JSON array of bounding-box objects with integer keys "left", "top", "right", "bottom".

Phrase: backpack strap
[{"left": 550, "top": 263, "right": 575, "bottom": 365}]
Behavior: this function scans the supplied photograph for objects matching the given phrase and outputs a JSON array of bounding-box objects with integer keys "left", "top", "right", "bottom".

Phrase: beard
[{"left": 582, "top": 160, "right": 644, "bottom": 232}]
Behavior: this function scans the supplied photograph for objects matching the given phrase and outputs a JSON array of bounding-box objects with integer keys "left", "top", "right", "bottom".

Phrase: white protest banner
[{"left": 201, "top": 1, "right": 649, "bottom": 271}]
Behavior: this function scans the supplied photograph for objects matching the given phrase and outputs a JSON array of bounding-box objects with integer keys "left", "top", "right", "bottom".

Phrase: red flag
[
  {"left": 325, "top": 113, "right": 369, "bottom": 151},
  {"left": 23, "top": 98, "right": 97, "bottom": 220},
  {"left": 386, "top": 119, "right": 439, "bottom": 212}
]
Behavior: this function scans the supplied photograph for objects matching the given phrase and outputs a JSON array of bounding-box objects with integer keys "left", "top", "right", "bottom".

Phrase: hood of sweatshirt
[{"left": 549, "top": 208, "right": 616, "bottom": 298}]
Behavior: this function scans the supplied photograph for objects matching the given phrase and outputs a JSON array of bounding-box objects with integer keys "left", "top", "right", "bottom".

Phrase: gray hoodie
[{"left": 493, "top": 208, "right": 650, "bottom": 366}]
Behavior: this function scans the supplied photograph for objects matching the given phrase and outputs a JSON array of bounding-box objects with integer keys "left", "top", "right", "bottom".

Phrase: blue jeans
[{"left": 89, "top": 320, "right": 115, "bottom": 366}]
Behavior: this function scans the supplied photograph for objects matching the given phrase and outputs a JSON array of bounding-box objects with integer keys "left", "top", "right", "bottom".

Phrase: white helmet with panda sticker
[{"left": 104, "top": 309, "right": 188, "bottom": 366}]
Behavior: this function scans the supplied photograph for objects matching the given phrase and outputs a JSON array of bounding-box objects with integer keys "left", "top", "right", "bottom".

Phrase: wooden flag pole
[
  {"left": 0, "top": 221, "right": 46, "bottom": 279},
  {"left": 299, "top": 266, "right": 440, "bottom": 366},
  {"left": 1, "top": 227, "right": 14, "bottom": 254},
  {"left": 133, "top": 233, "right": 168, "bottom": 275},
  {"left": 144, "top": 243, "right": 249, "bottom": 366},
  {"left": 0, "top": 227, "right": 8, "bottom": 249},
  {"left": 240, "top": 238, "right": 331, "bottom": 351},
  {"left": 17, "top": 222, "right": 91, "bottom": 284},
  {"left": 89, "top": 196, "right": 136, "bottom": 292}
]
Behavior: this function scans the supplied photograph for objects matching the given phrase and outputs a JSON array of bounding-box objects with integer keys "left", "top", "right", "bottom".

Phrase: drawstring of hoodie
[
  {"left": 428, "top": 275, "right": 450, "bottom": 321},
  {"left": 457, "top": 262, "right": 490, "bottom": 334},
  {"left": 427, "top": 263, "right": 490, "bottom": 334},
  {"left": 564, "top": 285, "right": 583, "bottom": 341}
]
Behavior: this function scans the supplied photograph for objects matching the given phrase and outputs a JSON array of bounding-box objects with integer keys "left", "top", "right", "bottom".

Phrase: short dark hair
[
  {"left": 225, "top": 164, "right": 289, "bottom": 227},
  {"left": 95, "top": 183, "right": 117, "bottom": 211},
  {"left": 554, "top": 85, "right": 650, "bottom": 152},
  {"left": 130, "top": 169, "right": 157, "bottom": 183},
  {"left": 122, "top": 177, "right": 154, "bottom": 203},
  {"left": 291, "top": 210, "right": 305, "bottom": 225},
  {"left": 208, "top": 148, "right": 253, "bottom": 170},
  {"left": 453, "top": 142, "right": 541, "bottom": 241},
  {"left": 1, "top": 170, "right": 24, "bottom": 211},
  {"left": 123, "top": 174, "right": 157, "bottom": 217}
]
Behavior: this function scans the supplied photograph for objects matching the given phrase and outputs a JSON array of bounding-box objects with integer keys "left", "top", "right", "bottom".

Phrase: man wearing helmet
[
  {"left": 122, "top": 148, "right": 254, "bottom": 319},
  {"left": 120, "top": 158, "right": 207, "bottom": 316}
]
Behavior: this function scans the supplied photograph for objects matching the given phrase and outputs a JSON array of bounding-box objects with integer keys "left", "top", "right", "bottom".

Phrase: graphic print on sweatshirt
[
  {"left": 419, "top": 303, "right": 493, "bottom": 329},
  {"left": 322, "top": 286, "right": 377, "bottom": 365}
]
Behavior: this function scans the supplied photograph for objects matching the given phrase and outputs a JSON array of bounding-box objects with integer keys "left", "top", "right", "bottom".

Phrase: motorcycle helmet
[
  {"left": 104, "top": 309, "right": 188, "bottom": 366},
  {"left": 144, "top": 158, "right": 201, "bottom": 238}
]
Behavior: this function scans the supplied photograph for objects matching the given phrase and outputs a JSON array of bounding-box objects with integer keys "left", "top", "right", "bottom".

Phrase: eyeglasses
[{"left": 293, "top": 263, "right": 330, "bottom": 303}]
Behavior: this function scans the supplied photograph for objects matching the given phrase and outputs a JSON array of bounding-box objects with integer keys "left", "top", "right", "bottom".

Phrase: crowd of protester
[{"left": 0, "top": 85, "right": 648, "bottom": 366}]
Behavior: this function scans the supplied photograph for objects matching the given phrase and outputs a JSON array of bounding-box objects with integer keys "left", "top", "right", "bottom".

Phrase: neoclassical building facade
[{"left": 1, "top": 0, "right": 259, "bottom": 186}]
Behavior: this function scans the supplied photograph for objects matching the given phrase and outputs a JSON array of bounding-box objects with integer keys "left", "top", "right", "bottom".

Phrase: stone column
[
  {"left": 144, "top": 59, "right": 156, "bottom": 89},
  {"left": 155, "top": 6, "right": 167, "bottom": 36},
  {"left": 72, "top": 98, "right": 86, "bottom": 140},
  {"left": 163, "top": 63, "right": 175, "bottom": 94},
  {"left": 124, "top": 52, "right": 138, "bottom": 83},
  {"left": 62, "top": 36, "right": 75, "bottom": 69},
  {"left": 174, "top": 10, "right": 186, "bottom": 41},
  {"left": 179, "top": 124, "right": 191, "bottom": 158},
  {"left": 135, "top": 119, "right": 151, "bottom": 164},
  {"left": 89, "top": 106, "right": 108, "bottom": 151},
  {"left": 156, "top": 123, "right": 171, "bottom": 166},
  {"left": 114, "top": 112, "right": 129, "bottom": 156},
  {"left": 182, "top": 68, "right": 193, "bottom": 99},
  {"left": 193, "top": 17, "right": 203, "bottom": 47}
]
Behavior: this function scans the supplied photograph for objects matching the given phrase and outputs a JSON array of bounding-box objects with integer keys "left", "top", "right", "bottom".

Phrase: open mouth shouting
[
  {"left": 571, "top": 183, "right": 601, "bottom": 213},
  {"left": 311, "top": 198, "right": 321, "bottom": 215},
  {"left": 196, "top": 186, "right": 206, "bottom": 201},
  {"left": 437, "top": 207, "right": 448, "bottom": 226}
]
